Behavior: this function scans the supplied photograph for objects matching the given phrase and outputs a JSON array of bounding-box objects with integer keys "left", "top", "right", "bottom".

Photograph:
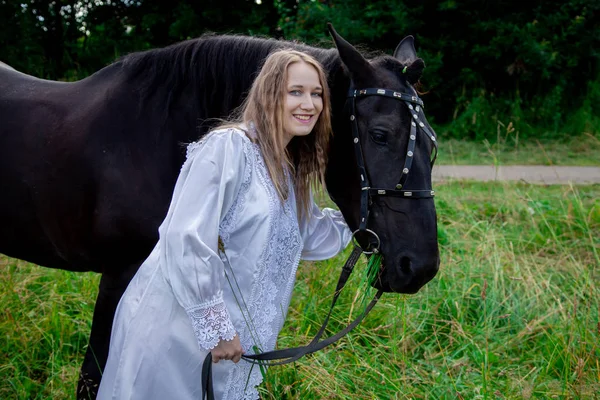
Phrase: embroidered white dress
[{"left": 97, "top": 127, "right": 351, "bottom": 400}]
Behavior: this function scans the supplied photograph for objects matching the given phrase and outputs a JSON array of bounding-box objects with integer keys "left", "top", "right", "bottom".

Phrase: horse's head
[{"left": 326, "top": 24, "right": 439, "bottom": 294}]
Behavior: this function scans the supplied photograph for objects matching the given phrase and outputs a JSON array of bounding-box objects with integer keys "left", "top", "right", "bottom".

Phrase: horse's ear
[
  {"left": 393, "top": 36, "right": 425, "bottom": 84},
  {"left": 393, "top": 36, "right": 418, "bottom": 64},
  {"left": 327, "top": 23, "right": 373, "bottom": 81}
]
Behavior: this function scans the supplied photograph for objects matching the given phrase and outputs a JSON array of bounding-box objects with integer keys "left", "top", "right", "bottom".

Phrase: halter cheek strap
[{"left": 347, "top": 87, "right": 438, "bottom": 233}]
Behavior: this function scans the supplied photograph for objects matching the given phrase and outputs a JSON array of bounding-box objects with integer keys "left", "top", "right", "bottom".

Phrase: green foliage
[
  {"left": 282, "top": 0, "right": 600, "bottom": 140},
  {"left": 0, "top": 0, "right": 598, "bottom": 141},
  {"left": 439, "top": 74, "right": 600, "bottom": 141},
  {"left": 565, "top": 75, "right": 600, "bottom": 137},
  {"left": 277, "top": 0, "right": 416, "bottom": 49}
]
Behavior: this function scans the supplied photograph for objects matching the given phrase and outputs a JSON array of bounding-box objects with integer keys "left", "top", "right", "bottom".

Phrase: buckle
[{"left": 351, "top": 229, "right": 381, "bottom": 255}]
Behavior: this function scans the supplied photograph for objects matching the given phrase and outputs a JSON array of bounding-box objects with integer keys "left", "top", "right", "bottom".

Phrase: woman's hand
[{"left": 211, "top": 335, "right": 243, "bottom": 363}]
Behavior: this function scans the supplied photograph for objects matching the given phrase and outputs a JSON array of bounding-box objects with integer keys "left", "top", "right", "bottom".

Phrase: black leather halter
[{"left": 347, "top": 87, "right": 438, "bottom": 240}]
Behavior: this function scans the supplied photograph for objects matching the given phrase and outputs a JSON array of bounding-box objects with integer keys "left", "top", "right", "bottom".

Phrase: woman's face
[{"left": 282, "top": 62, "right": 323, "bottom": 146}]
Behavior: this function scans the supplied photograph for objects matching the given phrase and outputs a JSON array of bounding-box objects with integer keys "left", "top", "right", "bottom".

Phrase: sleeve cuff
[
  {"left": 328, "top": 208, "right": 352, "bottom": 247},
  {"left": 185, "top": 300, "right": 236, "bottom": 351}
]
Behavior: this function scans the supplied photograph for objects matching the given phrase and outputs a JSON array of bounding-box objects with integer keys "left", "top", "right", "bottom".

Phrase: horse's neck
[{"left": 85, "top": 37, "right": 344, "bottom": 147}]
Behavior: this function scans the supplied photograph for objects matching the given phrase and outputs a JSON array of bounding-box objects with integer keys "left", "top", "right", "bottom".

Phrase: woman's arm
[
  {"left": 158, "top": 129, "right": 249, "bottom": 352},
  {"left": 300, "top": 196, "right": 352, "bottom": 261}
]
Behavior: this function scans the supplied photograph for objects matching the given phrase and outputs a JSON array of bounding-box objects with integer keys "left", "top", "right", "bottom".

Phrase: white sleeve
[
  {"left": 157, "top": 129, "right": 248, "bottom": 351},
  {"left": 300, "top": 196, "right": 352, "bottom": 261}
]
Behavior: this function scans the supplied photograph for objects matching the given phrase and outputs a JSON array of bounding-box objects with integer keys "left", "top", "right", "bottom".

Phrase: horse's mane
[{"left": 118, "top": 34, "right": 341, "bottom": 130}]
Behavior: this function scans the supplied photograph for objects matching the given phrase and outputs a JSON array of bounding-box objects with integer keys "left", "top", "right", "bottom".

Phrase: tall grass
[
  {"left": 0, "top": 263, "right": 98, "bottom": 399},
  {"left": 438, "top": 132, "right": 600, "bottom": 166},
  {"left": 1, "top": 181, "right": 598, "bottom": 399},
  {"left": 262, "top": 182, "right": 599, "bottom": 399}
]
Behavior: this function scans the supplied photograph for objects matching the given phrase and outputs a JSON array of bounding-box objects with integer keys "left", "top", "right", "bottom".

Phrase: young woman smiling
[{"left": 97, "top": 49, "right": 351, "bottom": 400}]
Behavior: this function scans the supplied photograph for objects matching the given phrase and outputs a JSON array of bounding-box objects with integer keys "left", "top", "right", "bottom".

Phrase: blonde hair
[{"left": 218, "top": 49, "right": 332, "bottom": 218}]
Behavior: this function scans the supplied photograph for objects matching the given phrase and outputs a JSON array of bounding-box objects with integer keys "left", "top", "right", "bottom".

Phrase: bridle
[
  {"left": 202, "top": 85, "right": 438, "bottom": 399},
  {"left": 347, "top": 87, "right": 438, "bottom": 253}
]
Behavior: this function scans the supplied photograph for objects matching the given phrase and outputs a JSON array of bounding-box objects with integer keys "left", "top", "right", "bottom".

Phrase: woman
[{"left": 97, "top": 49, "right": 351, "bottom": 400}]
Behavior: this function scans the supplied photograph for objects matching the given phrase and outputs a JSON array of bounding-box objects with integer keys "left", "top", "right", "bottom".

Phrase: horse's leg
[{"left": 77, "top": 263, "right": 139, "bottom": 400}]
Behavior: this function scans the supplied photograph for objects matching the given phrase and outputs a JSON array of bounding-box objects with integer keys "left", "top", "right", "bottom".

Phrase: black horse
[{"left": 0, "top": 25, "right": 439, "bottom": 398}]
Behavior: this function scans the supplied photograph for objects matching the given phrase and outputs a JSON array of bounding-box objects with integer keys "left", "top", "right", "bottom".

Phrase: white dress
[{"left": 97, "top": 127, "right": 351, "bottom": 400}]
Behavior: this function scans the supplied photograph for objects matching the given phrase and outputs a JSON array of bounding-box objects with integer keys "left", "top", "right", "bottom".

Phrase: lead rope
[{"left": 202, "top": 245, "right": 382, "bottom": 399}]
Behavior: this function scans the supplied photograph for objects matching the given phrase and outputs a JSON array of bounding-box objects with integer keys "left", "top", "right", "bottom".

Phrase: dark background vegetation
[{"left": 1, "top": 0, "right": 598, "bottom": 140}]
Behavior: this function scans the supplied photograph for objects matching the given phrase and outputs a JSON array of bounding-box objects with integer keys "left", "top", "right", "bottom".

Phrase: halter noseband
[{"left": 347, "top": 87, "right": 439, "bottom": 245}]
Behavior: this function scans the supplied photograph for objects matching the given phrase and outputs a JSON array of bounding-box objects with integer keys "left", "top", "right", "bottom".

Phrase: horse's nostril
[{"left": 400, "top": 256, "right": 411, "bottom": 274}]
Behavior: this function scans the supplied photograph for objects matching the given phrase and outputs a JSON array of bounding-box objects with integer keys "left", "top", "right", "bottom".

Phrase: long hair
[{"left": 218, "top": 49, "right": 332, "bottom": 219}]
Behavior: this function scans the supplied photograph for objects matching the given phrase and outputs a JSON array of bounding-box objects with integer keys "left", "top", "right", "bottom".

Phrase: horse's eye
[{"left": 369, "top": 130, "right": 388, "bottom": 145}]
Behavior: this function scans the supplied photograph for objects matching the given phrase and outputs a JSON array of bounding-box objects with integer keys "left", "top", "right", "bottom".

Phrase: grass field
[
  {"left": 437, "top": 133, "right": 600, "bottom": 166},
  {"left": 1, "top": 181, "right": 598, "bottom": 399}
]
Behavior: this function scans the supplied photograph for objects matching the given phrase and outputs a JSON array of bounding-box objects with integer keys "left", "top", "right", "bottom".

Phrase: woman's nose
[{"left": 300, "top": 94, "right": 315, "bottom": 110}]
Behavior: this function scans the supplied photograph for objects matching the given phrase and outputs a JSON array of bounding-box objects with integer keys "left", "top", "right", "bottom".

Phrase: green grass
[
  {"left": 0, "top": 263, "right": 98, "bottom": 399},
  {"left": 1, "top": 181, "right": 599, "bottom": 399},
  {"left": 437, "top": 132, "right": 600, "bottom": 166}
]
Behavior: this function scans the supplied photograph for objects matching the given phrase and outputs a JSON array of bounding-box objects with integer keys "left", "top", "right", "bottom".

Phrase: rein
[
  {"left": 202, "top": 246, "right": 381, "bottom": 399},
  {"left": 202, "top": 86, "right": 438, "bottom": 399}
]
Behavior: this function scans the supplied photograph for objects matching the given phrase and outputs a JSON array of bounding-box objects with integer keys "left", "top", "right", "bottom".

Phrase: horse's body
[{"left": 0, "top": 27, "right": 439, "bottom": 399}]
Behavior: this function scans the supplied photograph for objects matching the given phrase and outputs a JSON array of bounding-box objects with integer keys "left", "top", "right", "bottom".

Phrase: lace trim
[
  {"left": 222, "top": 142, "right": 303, "bottom": 400},
  {"left": 185, "top": 140, "right": 203, "bottom": 160},
  {"left": 219, "top": 133, "right": 253, "bottom": 243},
  {"left": 182, "top": 134, "right": 210, "bottom": 172},
  {"left": 223, "top": 362, "right": 263, "bottom": 400},
  {"left": 182, "top": 128, "right": 241, "bottom": 172},
  {"left": 185, "top": 300, "right": 236, "bottom": 351}
]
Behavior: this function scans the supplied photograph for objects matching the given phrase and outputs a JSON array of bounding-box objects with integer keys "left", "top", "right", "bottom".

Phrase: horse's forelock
[{"left": 372, "top": 56, "right": 406, "bottom": 78}]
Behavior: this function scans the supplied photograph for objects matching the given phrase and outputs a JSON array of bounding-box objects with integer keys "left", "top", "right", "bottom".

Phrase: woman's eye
[
  {"left": 311, "top": 92, "right": 322, "bottom": 97},
  {"left": 290, "top": 90, "right": 301, "bottom": 96}
]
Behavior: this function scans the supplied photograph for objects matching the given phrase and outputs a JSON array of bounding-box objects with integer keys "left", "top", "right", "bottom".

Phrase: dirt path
[{"left": 432, "top": 165, "right": 600, "bottom": 185}]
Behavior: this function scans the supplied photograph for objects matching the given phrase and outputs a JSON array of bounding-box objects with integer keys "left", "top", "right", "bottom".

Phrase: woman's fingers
[
  {"left": 231, "top": 352, "right": 242, "bottom": 363},
  {"left": 212, "top": 351, "right": 229, "bottom": 362},
  {"left": 211, "top": 335, "right": 244, "bottom": 363}
]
